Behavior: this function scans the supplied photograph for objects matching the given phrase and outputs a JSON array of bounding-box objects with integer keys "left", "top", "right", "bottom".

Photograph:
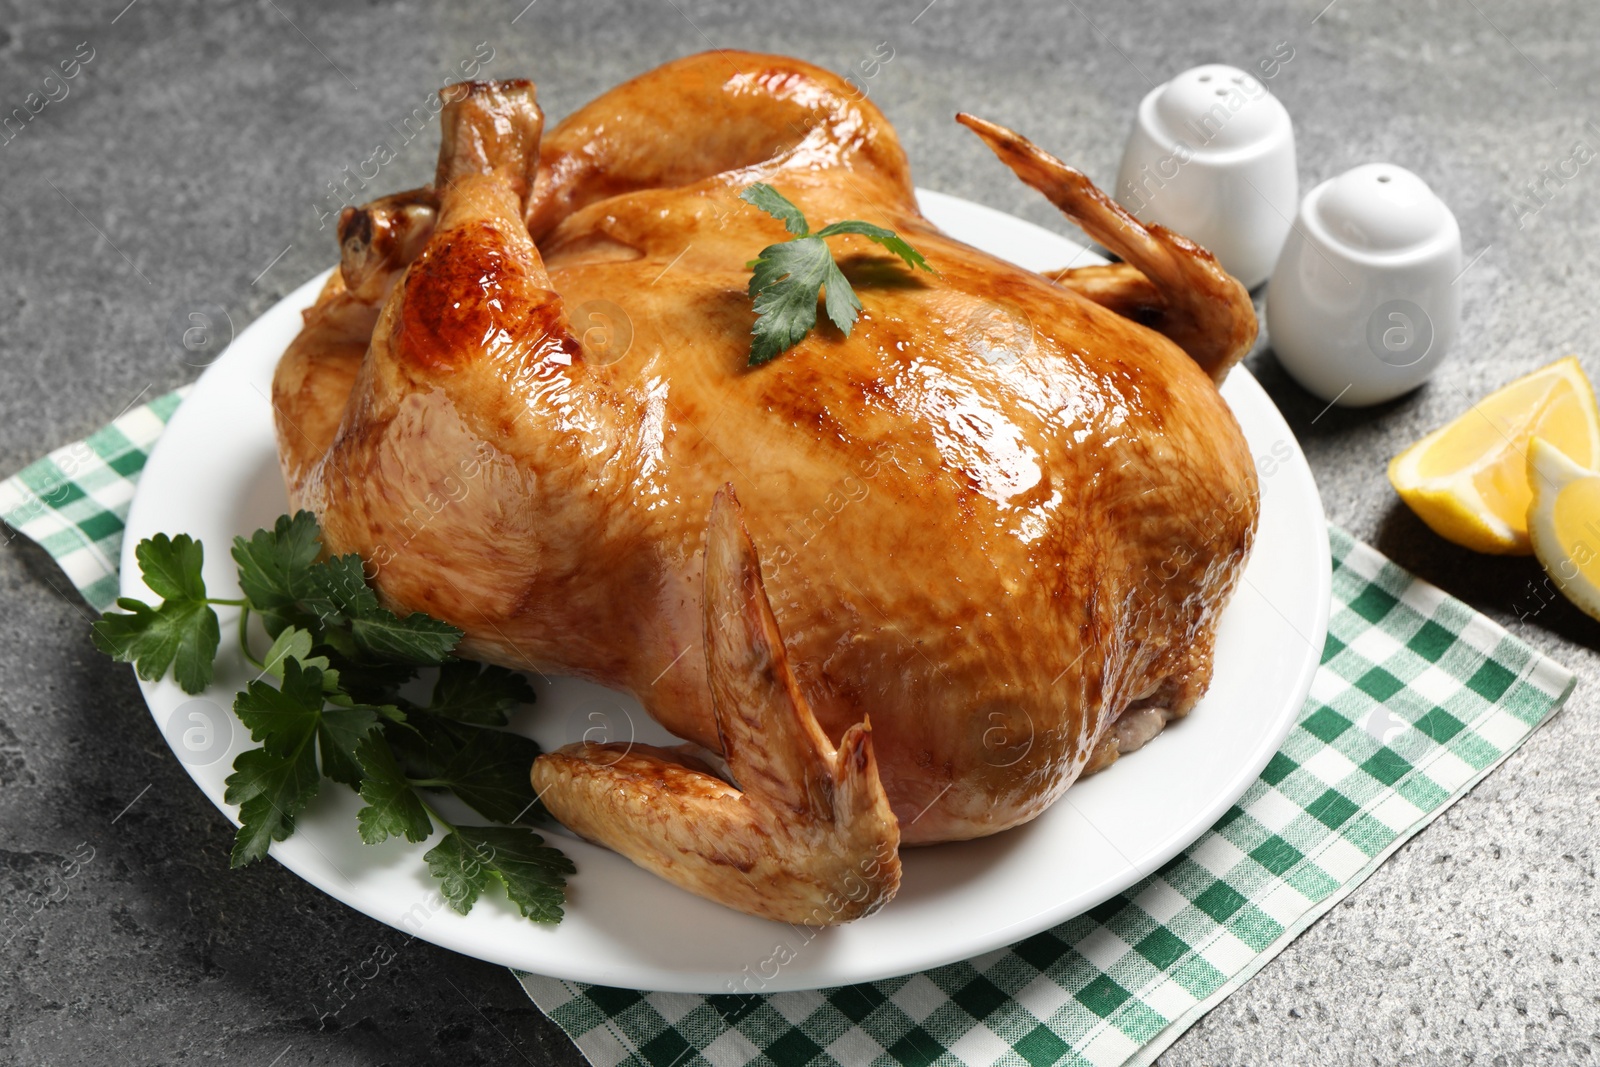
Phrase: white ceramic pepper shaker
[
  {"left": 1115, "top": 63, "right": 1297, "bottom": 289},
  {"left": 1266, "top": 164, "right": 1462, "bottom": 407}
]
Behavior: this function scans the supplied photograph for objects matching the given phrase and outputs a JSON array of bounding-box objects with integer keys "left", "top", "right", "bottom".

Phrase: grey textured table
[{"left": 2, "top": 1, "right": 1597, "bottom": 1064}]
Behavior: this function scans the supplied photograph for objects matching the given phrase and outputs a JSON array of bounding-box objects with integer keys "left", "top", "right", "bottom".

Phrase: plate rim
[{"left": 122, "top": 187, "right": 1331, "bottom": 993}]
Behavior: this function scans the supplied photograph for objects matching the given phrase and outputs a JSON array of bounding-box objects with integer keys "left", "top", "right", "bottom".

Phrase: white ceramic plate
[{"left": 124, "top": 189, "right": 1330, "bottom": 994}]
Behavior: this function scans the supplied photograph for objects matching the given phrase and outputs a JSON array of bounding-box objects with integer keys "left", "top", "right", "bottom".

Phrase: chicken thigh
[{"left": 272, "top": 52, "right": 1260, "bottom": 925}]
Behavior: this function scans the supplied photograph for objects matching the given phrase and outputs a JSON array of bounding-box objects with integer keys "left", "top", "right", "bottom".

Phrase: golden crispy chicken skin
[{"left": 271, "top": 53, "right": 1259, "bottom": 924}]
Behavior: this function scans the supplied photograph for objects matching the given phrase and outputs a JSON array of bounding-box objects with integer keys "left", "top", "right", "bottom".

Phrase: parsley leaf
[
  {"left": 259, "top": 626, "right": 329, "bottom": 683},
  {"left": 428, "top": 660, "right": 537, "bottom": 726},
  {"left": 389, "top": 710, "right": 545, "bottom": 825},
  {"left": 136, "top": 533, "right": 209, "bottom": 601},
  {"left": 233, "top": 657, "right": 380, "bottom": 793},
  {"left": 813, "top": 219, "right": 933, "bottom": 273},
  {"left": 305, "top": 553, "right": 380, "bottom": 620},
  {"left": 747, "top": 237, "right": 841, "bottom": 365},
  {"left": 326, "top": 657, "right": 415, "bottom": 707},
  {"left": 231, "top": 511, "right": 323, "bottom": 619},
  {"left": 355, "top": 735, "right": 434, "bottom": 844},
  {"left": 91, "top": 534, "right": 220, "bottom": 694},
  {"left": 385, "top": 709, "right": 467, "bottom": 783},
  {"left": 317, "top": 706, "right": 382, "bottom": 787},
  {"left": 233, "top": 658, "right": 324, "bottom": 753},
  {"left": 741, "top": 182, "right": 811, "bottom": 236},
  {"left": 302, "top": 553, "right": 463, "bottom": 664},
  {"left": 435, "top": 728, "right": 546, "bottom": 825},
  {"left": 425, "top": 825, "right": 573, "bottom": 923},
  {"left": 92, "top": 597, "right": 221, "bottom": 694},
  {"left": 740, "top": 183, "right": 932, "bottom": 366},
  {"left": 348, "top": 607, "right": 461, "bottom": 665},
  {"left": 224, "top": 742, "right": 321, "bottom": 867}
]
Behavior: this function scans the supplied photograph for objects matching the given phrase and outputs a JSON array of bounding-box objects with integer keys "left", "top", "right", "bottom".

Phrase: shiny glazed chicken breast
[{"left": 272, "top": 52, "right": 1260, "bottom": 925}]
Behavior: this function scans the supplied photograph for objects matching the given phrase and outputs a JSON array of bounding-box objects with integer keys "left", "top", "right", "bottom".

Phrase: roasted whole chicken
[{"left": 272, "top": 52, "right": 1260, "bottom": 925}]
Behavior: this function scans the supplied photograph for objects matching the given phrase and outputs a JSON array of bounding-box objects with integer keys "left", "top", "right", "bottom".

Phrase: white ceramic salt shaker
[
  {"left": 1266, "top": 164, "right": 1462, "bottom": 407},
  {"left": 1115, "top": 64, "right": 1297, "bottom": 289}
]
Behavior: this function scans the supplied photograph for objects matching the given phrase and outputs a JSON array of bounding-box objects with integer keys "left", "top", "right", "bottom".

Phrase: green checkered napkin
[{"left": 2, "top": 391, "right": 1577, "bottom": 1067}]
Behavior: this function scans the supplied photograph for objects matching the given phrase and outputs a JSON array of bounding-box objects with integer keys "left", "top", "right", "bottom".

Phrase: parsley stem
[
  {"left": 207, "top": 597, "right": 249, "bottom": 606},
  {"left": 417, "top": 796, "right": 458, "bottom": 835},
  {"left": 236, "top": 603, "right": 265, "bottom": 669},
  {"left": 407, "top": 777, "right": 449, "bottom": 789}
]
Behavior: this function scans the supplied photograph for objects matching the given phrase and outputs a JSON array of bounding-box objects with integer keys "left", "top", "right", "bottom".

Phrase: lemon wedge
[
  {"left": 1387, "top": 356, "right": 1600, "bottom": 554},
  {"left": 1527, "top": 437, "right": 1600, "bottom": 621}
]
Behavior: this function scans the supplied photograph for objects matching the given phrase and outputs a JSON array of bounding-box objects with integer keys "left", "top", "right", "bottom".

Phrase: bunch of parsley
[{"left": 92, "top": 512, "right": 573, "bottom": 923}]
